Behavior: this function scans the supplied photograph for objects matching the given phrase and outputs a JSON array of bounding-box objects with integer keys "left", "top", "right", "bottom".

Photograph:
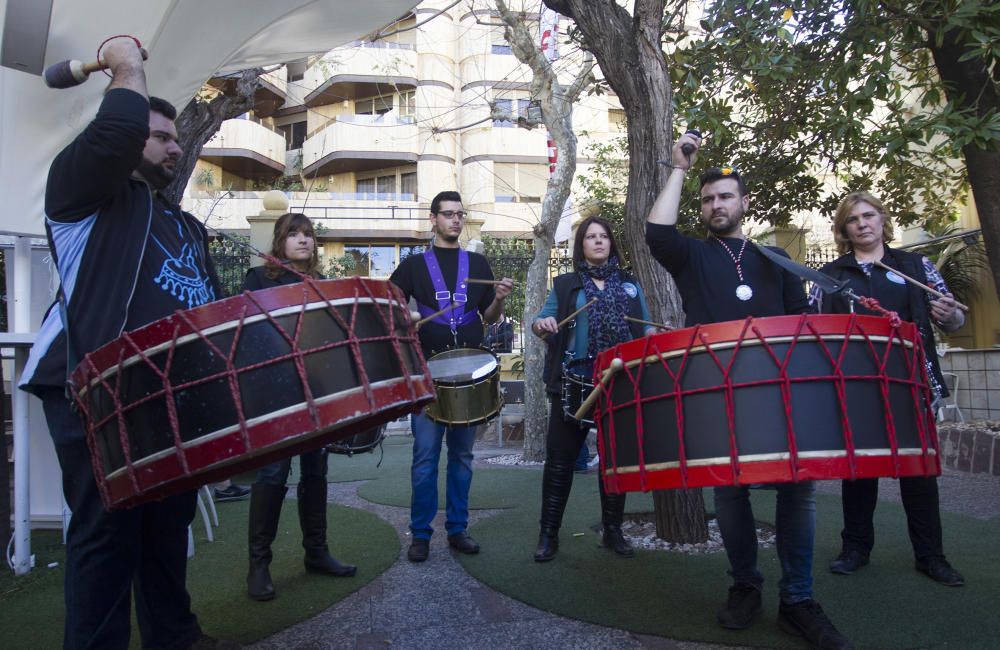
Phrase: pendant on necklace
[{"left": 735, "top": 284, "right": 753, "bottom": 301}]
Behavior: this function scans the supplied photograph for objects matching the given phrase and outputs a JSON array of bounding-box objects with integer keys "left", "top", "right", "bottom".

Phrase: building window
[
  {"left": 494, "top": 162, "right": 547, "bottom": 203},
  {"left": 399, "top": 245, "right": 425, "bottom": 262},
  {"left": 356, "top": 178, "right": 376, "bottom": 195},
  {"left": 491, "top": 28, "right": 512, "bottom": 55},
  {"left": 344, "top": 245, "right": 397, "bottom": 278},
  {"left": 400, "top": 91, "right": 416, "bottom": 122},
  {"left": 377, "top": 174, "right": 396, "bottom": 194},
  {"left": 400, "top": 172, "right": 417, "bottom": 198},
  {"left": 355, "top": 96, "right": 393, "bottom": 116},
  {"left": 287, "top": 59, "right": 306, "bottom": 82},
  {"left": 608, "top": 108, "right": 626, "bottom": 131},
  {"left": 279, "top": 120, "right": 306, "bottom": 150},
  {"left": 493, "top": 96, "right": 531, "bottom": 127}
]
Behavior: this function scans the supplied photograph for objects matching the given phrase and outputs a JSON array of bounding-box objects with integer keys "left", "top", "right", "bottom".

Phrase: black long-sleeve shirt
[{"left": 645, "top": 223, "right": 809, "bottom": 326}]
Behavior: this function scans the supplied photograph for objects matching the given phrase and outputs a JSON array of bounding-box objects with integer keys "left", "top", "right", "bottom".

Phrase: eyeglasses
[{"left": 436, "top": 210, "right": 467, "bottom": 219}]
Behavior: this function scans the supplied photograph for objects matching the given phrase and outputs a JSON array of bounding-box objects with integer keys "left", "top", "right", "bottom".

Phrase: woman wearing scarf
[{"left": 531, "top": 216, "right": 657, "bottom": 562}]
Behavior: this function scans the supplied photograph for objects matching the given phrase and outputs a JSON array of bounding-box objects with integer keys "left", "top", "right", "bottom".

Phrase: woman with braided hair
[{"left": 530, "top": 216, "right": 658, "bottom": 562}]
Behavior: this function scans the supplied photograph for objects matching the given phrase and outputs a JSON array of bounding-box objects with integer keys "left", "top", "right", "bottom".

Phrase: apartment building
[{"left": 183, "top": 0, "right": 624, "bottom": 279}]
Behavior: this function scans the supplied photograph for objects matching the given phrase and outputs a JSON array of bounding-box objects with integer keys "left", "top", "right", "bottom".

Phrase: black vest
[
  {"left": 542, "top": 271, "right": 647, "bottom": 394},
  {"left": 819, "top": 246, "right": 947, "bottom": 397}
]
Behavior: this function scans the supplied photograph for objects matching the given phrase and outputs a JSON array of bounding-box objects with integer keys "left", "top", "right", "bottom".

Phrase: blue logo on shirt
[
  {"left": 623, "top": 282, "right": 638, "bottom": 298},
  {"left": 150, "top": 215, "right": 216, "bottom": 309},
  {"left": 153, "top": 242, "right": 215, "bottom": 308}
]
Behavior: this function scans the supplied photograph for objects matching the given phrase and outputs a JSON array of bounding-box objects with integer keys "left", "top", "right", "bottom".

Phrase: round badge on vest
[
  {"left": 623, "top": 282, "right": 638, "bottom": 298},
  {"left": 885, "top": 271, "right": 906, "bottom": 285}
]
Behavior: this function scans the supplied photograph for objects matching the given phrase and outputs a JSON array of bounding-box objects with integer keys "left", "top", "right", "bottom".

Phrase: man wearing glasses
[
  {"left": 643, "top": 134, "right": 853, "bottom": 650},
  {"left": 390, "top": 191, "right": 513, "bottom": 562}
]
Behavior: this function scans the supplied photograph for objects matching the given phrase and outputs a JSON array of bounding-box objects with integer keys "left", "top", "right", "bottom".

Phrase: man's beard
[
  {"left": 705, "top": 209, "right": 742, "bottom": 237},
  {"left": 136, "top": 157, "right": 176, "bottom": 190},
  {"left": 436, "top": 230, "right": 460, "bottom": 243}
]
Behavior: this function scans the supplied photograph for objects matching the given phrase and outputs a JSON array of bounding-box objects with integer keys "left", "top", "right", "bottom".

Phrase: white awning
[{"left": 0, "top": 0, "right": 419, "bottom": 236}]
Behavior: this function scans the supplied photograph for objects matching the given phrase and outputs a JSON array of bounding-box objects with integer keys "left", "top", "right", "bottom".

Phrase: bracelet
[{"left": 97, "top": 35, "right": 143, "bottom": 77}]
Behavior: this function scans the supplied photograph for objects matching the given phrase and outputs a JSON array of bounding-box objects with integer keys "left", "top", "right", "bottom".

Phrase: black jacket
[
  {"left": 542, "top": 271, "right": 647, "bottom": 394},
  {"left": 21, "top": 89, "right": 221, "bottom": 394},
  {"left": 818, "top": 246, "right": 947, "bottom": 397},
  {"left": 242, "top": 265, "right": 319, "bottom": 291}
]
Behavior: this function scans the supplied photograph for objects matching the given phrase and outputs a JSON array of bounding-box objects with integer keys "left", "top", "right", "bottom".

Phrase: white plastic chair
[
  {"left": 937, "top": 372, "right": 965, "bottom": 423},
  {"left": 187, "top": 486, "right": 220, "bottom": 556}
]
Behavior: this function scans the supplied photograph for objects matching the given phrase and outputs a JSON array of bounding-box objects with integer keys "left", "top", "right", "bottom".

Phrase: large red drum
[
  {"left": 70, "top": 277, "right": 434, "bottom": 510},
  {"left": 593, "top": 314, "right": 940, "bottom": 493}
]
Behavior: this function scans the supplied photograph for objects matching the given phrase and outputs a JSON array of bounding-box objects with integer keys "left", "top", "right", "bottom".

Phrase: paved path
[{"left": 247, "top": 438, "right": 998, "bottom": 650}]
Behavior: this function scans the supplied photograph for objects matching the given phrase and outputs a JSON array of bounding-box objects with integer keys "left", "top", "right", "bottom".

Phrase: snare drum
[
  {"left": 327, "top": 422, "right": 386, "bottom": 456},
  {"left": 424, "top": 347, "right": 502, "bottom": 426},
  {"left": 562, "top": 358, "right": 595, "bottom": 426},
  {"left": 593, "top": 314, "right": 940, "bottom": 493},
  {"left": 70, "top": 277, "right": 435, "bottom": 510}
]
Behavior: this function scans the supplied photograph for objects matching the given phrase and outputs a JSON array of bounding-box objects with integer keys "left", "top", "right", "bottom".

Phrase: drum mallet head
[
  {"left": 410, "top": 310, "right": 422, "bottom": 322},
  {"left": 43, "top": 47, "right": 149, "bottom": 89},
  {"left": 609, "top": 358, "right": 624, "bottom": 371}
]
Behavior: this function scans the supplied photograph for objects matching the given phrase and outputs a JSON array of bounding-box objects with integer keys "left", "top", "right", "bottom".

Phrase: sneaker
[
  {"left": 407, "top": 538, "right": 429, "bottom": 562},
  {"left": 717, "top": 583, "right": 762, "bottom": 630},
  {"left": 213, "top": 484, "right": 250, "bottom": 502},
  {"left": 778, "top": 599, "right": 854, "bottom": 649},
  {"left": 915, "top": 558, "right": 965, "bottom": 587},
  {"left": 447, "top": 531, "right": 480, "bottom": 554},
  {"left": 828, "top": 549, "right": 869, "bottom": 575}
]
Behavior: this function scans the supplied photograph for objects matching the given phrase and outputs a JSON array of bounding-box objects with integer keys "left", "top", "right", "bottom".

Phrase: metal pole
[{"left": 12, "top": 235, "right": 33, "bottom": 575}]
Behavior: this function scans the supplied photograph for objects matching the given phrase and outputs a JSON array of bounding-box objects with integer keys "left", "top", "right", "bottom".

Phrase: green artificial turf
[
  {"left": 0, "top": 500, "right": 398, "bottom": 648},
  {"left": 228, "top": 435, "right": 410, "bottom": 487},
  {"left": 457, "top": 481, "right": 1000, "bottom": 649}
]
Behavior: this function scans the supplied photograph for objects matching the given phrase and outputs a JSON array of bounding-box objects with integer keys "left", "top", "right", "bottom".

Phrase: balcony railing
[
  {"left": 204, "top": 119, "right": 286, "bottom": 167},
  {"left": 324, "top": 192, "right": 416, "bottom": 201},
  {"left": 302, "top": 119, "right": 419, "bottom": 173},
  {"left": 347, "top": 39, "right": 415, "bottom": 50}
]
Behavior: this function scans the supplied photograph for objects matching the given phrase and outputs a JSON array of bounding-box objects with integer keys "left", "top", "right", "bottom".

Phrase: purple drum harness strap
[{"left": 417, "top": 247, "right": 479, "bottom": 334}]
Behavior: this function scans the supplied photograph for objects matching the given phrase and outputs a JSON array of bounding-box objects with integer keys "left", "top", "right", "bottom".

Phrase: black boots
[
  {"left": 298, "top": 477, "right": 357, "bottom": 577},
  {"left": 599, "top": 478, "right": 634, "bottom": 557},
  {"left": 534, "top": 459, "right": 575, "bottom": 562},
  {"left": 248, "top": 478, "right": 357, "bottom": 601},
  {"left": 247, "top": 483, "right": 287, "bottom": 601}
]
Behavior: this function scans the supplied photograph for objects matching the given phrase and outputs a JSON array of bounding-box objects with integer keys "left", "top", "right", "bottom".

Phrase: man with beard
[
  {"left": 389, "top": 191, "right": 513, "bottom": 562},
  {"left": 643, "top": 133, "right": 853, "bottom": 650},
  {"left": 20, "top": 39, "right": 231, "bottom": 649}
]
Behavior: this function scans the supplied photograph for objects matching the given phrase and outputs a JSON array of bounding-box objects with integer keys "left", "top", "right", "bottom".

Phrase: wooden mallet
[{"left": 573, "top": 358, "right": 625, "bottom": 421}]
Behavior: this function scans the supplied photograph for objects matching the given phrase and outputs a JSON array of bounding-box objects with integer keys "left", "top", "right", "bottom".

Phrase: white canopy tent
[{"left": 1, "top": 0, "right": 419, "bottom": 575}]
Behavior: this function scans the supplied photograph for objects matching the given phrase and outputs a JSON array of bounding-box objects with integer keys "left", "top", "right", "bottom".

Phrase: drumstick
[
  {"left": 414, "top": 303, "right": 460, "bottom": 330},
  {"left": 539, "top": 298, "right": 598, "bottom": 340},
  {"left": 573, "top": 358, "right": 624, "bottom": 421},
  {"left": 872, "top": 260, "right": 969, "bottom": 312},
  {"left": 464, "top": 278, "right": 506, "bottom": 286},
  {"left": 624, "top": 315, "right": 673, "bottom": 330}
]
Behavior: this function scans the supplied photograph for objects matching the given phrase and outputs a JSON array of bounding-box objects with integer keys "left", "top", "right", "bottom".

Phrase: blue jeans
[
  {"left": 255, "top": 448, "right": 328, "bottom": 486},
  {"left": 40, "top": 389, "right": 202, "bottom": 650},
  {"left": 409, "top": 411, "right": 476, "bottom": 539},
  {"left": 714, "top": 482, "right": 816, "bottom": 604}
]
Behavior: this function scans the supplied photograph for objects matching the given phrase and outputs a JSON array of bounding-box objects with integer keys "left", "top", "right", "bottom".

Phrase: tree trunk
[
  {"left": 545, "top": 0, "right": 708, "bottom": 542},
  {"left": 928, "top": 25, "right": 1000, "bottom": 300},
  {"left": 162, "top": 68, "right": 264, "bottom": 206},
  {"left": 653, "top": 490, "right": 707, "bottom": 543},
  {"left": 496, "top": 0, "right": 590, "bottom": 462}
]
